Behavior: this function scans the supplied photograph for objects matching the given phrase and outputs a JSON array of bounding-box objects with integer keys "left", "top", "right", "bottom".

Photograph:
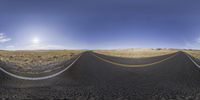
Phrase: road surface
[{"left": 1, "top": 51, "right": 200, "bottom": 100}]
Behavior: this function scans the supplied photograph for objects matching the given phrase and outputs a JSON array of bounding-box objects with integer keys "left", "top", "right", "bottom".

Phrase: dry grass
[
  {"left": 0, "top": 50, "right": 83, "bottom": 69},
  {"left": 184, "top": 50, "right": 200, "bottom": 59},
  {"left": 94, "top": 48, "right": 178, "bottom": 58}
]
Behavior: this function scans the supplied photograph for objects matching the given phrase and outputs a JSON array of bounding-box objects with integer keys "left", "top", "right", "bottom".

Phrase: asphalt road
[{"left": 1, "top": 51, "right": 200, "bottom": 100}]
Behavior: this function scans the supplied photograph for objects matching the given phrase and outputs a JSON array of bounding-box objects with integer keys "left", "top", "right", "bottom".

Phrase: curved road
[
  {"left": 0, "top": 55, "right": 81, "bottom": 80},
  {"left": 1, "top": 51, "right": 200, "bottom": 100}
]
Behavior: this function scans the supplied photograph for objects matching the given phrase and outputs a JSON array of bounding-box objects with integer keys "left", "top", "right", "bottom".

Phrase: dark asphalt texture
[
  {"left": 93, "top": 52, "right": 176, "bottom": 65},
  {"left": 0, "top": 54, "right": 80, "bottom": 77},
  {"left": 1, "top": 51, "right": 200, "bottom": 100}
]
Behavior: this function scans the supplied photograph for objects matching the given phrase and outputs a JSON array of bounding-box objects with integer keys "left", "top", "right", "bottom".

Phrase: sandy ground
[
  {"left": 0, "top": 50, "right": 82, "bottom": 75},
  {"left": 94, "top": 48, "right": 178, "bottom": 58},
  {"left": 1, "top": 51, "right": 200, "bottom": 99}
]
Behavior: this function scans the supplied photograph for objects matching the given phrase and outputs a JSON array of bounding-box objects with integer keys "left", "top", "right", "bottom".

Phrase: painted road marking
[
  {"left": 92, "top": 53, "right": 177, "bottom": 67},
  {"left": 186, "top": 53, "right": 200, "bottom": 68},
  {"left": 0, "top": 54, "right": 81, "bottom": 80}
]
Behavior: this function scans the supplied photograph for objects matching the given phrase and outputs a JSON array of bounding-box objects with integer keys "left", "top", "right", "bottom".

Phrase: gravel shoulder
[{"left": 1, "top": 51, "right": 200, "bottom": 99}]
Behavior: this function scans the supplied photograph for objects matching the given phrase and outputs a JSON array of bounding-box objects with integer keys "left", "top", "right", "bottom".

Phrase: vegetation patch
[
  {"left": 0, "top": 50, "right": 83, "bottom": 74},
  {"left": 184, "top": 50, "right": 200, "bottom": 59},
  {"left": 94, "top": 48, "right": 179, "bottom": 58}
]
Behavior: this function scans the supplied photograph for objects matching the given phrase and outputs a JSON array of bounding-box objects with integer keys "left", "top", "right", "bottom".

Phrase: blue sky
[{"left": 0, "top": 0, "right": 200, "bottom": 50}]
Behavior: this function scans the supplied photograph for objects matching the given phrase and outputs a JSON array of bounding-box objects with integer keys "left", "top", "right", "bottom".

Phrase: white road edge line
[
  {"left": 0, "top": 54, "right": 81, "bottom": 80},
  {"left": 186, "top": 53, "right": 200, "bottom": 68}
]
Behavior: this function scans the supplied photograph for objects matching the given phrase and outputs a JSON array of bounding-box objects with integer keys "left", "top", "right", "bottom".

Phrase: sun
[{"left": 32, "top": 37, "right": 40, "bottom": 44}]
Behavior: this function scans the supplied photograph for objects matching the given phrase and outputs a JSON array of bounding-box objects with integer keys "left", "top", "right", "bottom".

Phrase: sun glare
[{"left": 32, "top": 37, "right": 40, "bottom": 44}]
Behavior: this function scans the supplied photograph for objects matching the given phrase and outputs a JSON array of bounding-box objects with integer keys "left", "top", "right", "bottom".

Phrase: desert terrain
[
  {"left": 1, "top": 49, "right": 200, "bottom": 99},
  {"left": 0, "top": 50, "right": 83, "bottom": 76}
]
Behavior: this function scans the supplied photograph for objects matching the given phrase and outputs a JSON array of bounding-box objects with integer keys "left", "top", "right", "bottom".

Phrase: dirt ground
[{"left": 1, "top": 51, "right": 200, "bottom": 100}]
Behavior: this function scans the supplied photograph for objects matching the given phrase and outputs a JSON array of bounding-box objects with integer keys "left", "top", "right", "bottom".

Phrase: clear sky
[{"left": 0, "top": 0, "right": 200, "bottom": 50}]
